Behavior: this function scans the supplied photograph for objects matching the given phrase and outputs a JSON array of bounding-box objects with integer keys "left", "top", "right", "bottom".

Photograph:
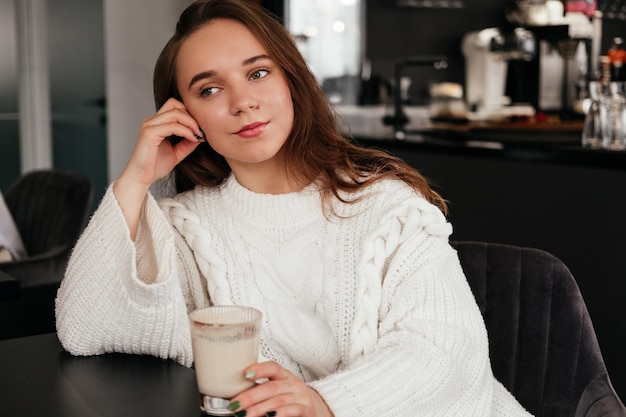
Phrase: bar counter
[
  {"left": 355, "top": 119, "right": 626, "bottom": 171},
  {"left": 355, "top": 126, "right": 626, "bottom": 400}
]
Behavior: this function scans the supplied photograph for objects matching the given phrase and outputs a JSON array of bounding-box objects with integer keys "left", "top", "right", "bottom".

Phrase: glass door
[
  {"left": 48, "top": 0, "right": 107, "bottom": 210},
  {"left": 0, "top": 0, "right": 20, "bottom": 191},
  {"left": 285, "top": 0, "right": 364, "bottom": 105},
  {"left": 0, "top": 0, "right": 107, "bottom": 210}
]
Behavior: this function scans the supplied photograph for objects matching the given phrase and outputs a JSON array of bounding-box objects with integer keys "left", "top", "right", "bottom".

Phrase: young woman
[{"left": 56, "top": 1, "right": 532, "bottom": 416}]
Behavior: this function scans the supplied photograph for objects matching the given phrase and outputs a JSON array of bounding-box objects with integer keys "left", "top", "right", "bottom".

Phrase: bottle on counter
[
  {"left": 607, "top": 37, "right": 626, "bottom": 82},
  {"left": 600, "top": 55, "right": 612, "bottom": 83}
]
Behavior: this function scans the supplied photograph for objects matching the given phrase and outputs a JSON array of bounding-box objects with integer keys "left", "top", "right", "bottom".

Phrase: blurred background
[{"left": 1, "top": 0, "right": 623, "bottom": 206}]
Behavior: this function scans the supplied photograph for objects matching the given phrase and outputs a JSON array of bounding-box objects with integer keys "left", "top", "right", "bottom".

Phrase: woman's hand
[
  {"left": 121, "top": 97, "right": 204, "bottom": 187},
  {"left": 113, "top": 98, "right": 204, "bottom": 239},
  {"left": 229, "top": 361, "right": 334, "bottom": 417}
]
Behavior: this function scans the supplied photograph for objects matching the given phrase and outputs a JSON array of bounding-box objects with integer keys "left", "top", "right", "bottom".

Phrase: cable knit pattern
[
  {"left": 56, "top": 175, "right": 533, "bottom": 417},
  {"left": 159, "top": 199, "right": 233, "bottom": 305},
  {"left": 350, "top": 194, "right": 452, "bottom": 361}
]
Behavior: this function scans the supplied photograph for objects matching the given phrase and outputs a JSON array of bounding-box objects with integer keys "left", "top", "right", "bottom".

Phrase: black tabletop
[
  {"left": 355, "top": 134, "right": 626, "bottom": 172},
  {"left": 0, "top": 333, "right": 203, "bottom": 417},
  {"left": 0, "top": 270, "right": 19, "bottom": 300}
]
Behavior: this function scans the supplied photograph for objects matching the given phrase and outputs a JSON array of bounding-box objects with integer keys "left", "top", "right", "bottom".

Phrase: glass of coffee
[{"left": 189, "top": 306, "right": 262, "bottom": 416}]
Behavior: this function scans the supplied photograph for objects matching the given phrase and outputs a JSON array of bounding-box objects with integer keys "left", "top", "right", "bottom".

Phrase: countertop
[{"left": 352, "top": 119, "right": 626, "bottom": 172}]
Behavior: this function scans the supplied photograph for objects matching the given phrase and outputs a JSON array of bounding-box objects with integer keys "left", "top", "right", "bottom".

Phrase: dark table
[
  {"left": 0, "top": 333, "right": 203, "bottom": 417},
  {"left": 0, "top": 270, "right": 19, "bottom": 300}
]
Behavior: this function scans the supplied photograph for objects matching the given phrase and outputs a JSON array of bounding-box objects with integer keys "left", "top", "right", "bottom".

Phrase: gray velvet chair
[
  {"left": 0, "top": 169, "right": 93, "bottom": 339},
  {"left": 452, "top": 241, "right": 625, "bottom": 417}
]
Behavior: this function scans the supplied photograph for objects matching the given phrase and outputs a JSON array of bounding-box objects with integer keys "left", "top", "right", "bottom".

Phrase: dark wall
[
  {"left": 364, "top": 0, "right": 624, "bottom": 103},
  {"left": 365, "top": 0, "right": 508, "bottom": 101}
]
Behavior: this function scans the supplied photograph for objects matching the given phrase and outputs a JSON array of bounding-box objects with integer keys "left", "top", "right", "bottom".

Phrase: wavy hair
[{"left": 153, "top": 0, "right": 447, "bottom": 214}]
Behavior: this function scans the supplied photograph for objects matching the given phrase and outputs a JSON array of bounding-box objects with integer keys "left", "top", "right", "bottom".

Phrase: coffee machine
[
  {"left": 504, "top": 1, "right": 597, "bottom": 117},
  {"left": 462, "top": 27, "right": 536, "bottom": 119}
]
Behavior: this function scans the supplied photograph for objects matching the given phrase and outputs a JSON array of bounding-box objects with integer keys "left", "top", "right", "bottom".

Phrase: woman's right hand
[
  {"left": 123, "top": 97, "right": 204, "bottom": 187},
  {"left": 113, "top": 98, "right": 204, "bottom": 239}
]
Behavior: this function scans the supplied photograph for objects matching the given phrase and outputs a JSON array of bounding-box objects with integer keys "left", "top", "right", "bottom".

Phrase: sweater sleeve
[
  {"left": 308, "top": 196, "right": 532, "bottom": 417},
  {"left": 55, "top": 184, "right": 206, "bottom": 367}
]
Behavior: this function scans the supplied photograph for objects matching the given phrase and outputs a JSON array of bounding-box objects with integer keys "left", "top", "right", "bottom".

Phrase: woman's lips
[{"left": 235, "top": 122, "right": 268, "bottom": 138}]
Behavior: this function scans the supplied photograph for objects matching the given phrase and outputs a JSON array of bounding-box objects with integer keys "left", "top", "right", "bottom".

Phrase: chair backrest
[
  {"left": 452, "top": 241, "right": 625, "bottom": 417},
  {"left": 3, "top": 169, "right": 93, "bottom": 257}
]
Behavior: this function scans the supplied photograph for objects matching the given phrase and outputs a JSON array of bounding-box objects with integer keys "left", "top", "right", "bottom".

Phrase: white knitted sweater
[{"left": 56, "top": 175, "right": 532, "bottom": 417}]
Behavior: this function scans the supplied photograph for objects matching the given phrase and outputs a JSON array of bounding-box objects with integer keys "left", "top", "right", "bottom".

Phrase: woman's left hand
[{"left": 229, "top": 361, "right": 334, "bottom": 417}]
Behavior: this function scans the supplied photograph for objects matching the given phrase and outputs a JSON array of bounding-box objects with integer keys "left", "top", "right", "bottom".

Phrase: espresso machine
[
  {"left": 503, "top": 0, "right": 597, "bottom": 117},
  {"left": 462, "top": 27, "right": 536, "bottom": 119}
]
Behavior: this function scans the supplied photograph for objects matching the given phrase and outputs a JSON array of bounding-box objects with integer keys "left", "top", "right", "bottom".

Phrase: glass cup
[
  {"left": 581, "top": 81, "right": 607, "bottom": 149},
  {"left": 189, "top": 306, "right": 262, "bottom": 416},
  {"left": 601, "top": 82, "right": 626, "bottom": 151}
]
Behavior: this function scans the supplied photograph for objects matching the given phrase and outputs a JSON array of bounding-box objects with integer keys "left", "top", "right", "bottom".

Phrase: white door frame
[{"left": 16, "top": 0, "right": 52, "bottom": 173}]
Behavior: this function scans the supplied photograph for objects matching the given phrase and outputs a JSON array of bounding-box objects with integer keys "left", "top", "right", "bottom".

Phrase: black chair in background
[
  {"left": 0, "top": 169, "right": 93, "bottom": 340},
  {"left": 452, "top": 241, "right": 625, "bottom": 417}
]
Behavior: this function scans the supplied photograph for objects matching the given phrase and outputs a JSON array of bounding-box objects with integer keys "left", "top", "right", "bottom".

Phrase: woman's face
[{"left": 176, "top": 19, "right": 294, "bottom": 176}]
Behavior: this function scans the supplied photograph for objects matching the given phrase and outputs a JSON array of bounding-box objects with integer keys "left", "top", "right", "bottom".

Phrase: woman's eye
[
  {"left": 250, "top": 69, "right": 269, "bottom": 80},
  {"left": 200, "top": 86, "right": 220, "bottom": 97}
]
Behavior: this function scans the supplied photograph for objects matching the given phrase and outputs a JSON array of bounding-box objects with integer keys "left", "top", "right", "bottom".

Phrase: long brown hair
[{"left": 153, "top": 0, "right": 447, "bottom": 214}]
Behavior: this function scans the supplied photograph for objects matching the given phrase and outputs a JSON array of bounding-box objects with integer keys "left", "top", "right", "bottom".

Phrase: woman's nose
[{"left": 229, "top": 84, "right": 259, "bottom": 115}]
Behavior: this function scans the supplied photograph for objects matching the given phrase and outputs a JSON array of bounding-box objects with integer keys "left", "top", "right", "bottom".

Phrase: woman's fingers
[
  {"left": 230, "top": 362, "right": 332, "bottom": 417},
  {"left": 122, "top": 98, "right": 205, "bottom": 186},
  {"left": 232, "top": 381, "right": 301, "bottom": 417},
  {"left": 149, "top": 97, "right": 204, "bottom": 140},
  {"left": 142, "top": 121, "right": 200, "bottom": 144},
  {"left": 247, "top": 361, "right": 290, "bottom": 381},
  {"left": 170, "top": 135, "right": 203, "bottom": 163},
  {"left": 142, "top": 111, "right": 203, "bottom": 144}
]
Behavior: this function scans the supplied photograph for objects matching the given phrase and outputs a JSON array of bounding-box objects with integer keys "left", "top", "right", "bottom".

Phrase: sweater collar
[{"left": 220, "top": 174, "right": 322, "bottom": 226}]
